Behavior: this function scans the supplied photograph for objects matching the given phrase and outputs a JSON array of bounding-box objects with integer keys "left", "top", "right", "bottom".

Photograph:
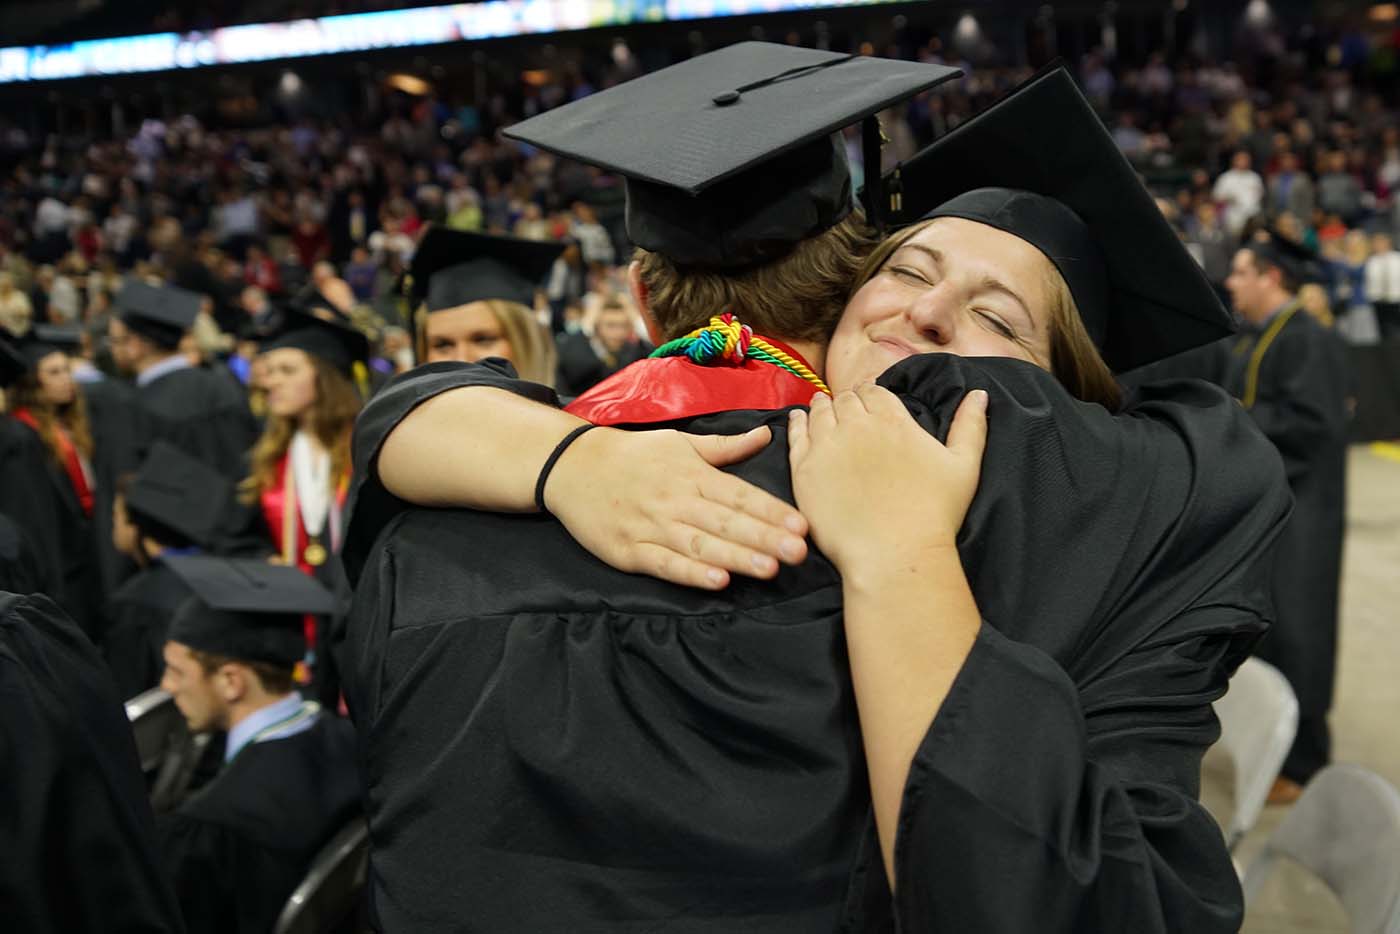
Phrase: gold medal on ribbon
[{"left": 303, "top": 541, "right": 328, "bottom": 567}]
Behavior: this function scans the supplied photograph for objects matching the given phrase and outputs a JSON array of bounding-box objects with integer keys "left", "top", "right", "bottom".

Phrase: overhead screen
[{"left": 0, "top": 0, "right": 899, "bottom": 85}]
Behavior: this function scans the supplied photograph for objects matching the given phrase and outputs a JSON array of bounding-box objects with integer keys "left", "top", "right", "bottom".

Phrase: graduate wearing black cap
[
  {"left": 335, "top": 61, "right": 1294, "bottom": 933},
  {"left": 1221, "top": 231, "right": 1350, "bottom": 798},
  {"left": 0, "top": 589, "right": 185, "bottom": 934},
  {"left": 103, "top": 442, "right": 234, "bottom": 699},
  {"left": 108, "top": 277, "right": 258, "bottom": 480},
  {"left": 405, "top": 225, "right": 562, "bottom": 383},
  {"left": 0, "top": 328, "right": 106, "bottom": 635},
  {"left": 241, "top": 308, "right": 369, "bottom": 704},
  {"left": 154, "top": 556, "right": 359, "bottom": 934}
]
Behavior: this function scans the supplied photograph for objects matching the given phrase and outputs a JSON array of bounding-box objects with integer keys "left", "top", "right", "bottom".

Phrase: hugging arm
[{"left": 343, "top": 360, "right": 808, "bottom": 591}]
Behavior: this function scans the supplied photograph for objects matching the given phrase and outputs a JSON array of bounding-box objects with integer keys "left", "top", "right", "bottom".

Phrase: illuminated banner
[{"left": 0, "top": 0, "right": 899, "bottom": 84}]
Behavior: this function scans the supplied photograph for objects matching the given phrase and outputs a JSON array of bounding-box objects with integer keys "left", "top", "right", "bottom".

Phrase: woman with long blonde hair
[{"left": 240, "top": 309, "right": 367, "bottom": 693}]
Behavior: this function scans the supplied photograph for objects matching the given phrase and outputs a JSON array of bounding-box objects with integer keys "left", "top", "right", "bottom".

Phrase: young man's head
[
  {"left": 109, "top": 279, "right": 202, "bottom": 373},
  {"left": 159, "top": 556, "right": 336, "bottom": 732},
  {"left": 1226, "top": 246, "right": 1298, "bottom": 323},
  {"left": 161, "top": 639, "right": 296, "bottom": 733}
]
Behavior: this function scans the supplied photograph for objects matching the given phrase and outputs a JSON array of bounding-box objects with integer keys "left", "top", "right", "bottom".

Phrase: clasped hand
[{"left": 545, "top": 385, "right": 987, "bottom": 589}]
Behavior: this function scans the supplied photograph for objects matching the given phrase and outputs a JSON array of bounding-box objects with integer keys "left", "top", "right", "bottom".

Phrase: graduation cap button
[{"left": 713, "top": 91, "right": 740, "bottom": 106}]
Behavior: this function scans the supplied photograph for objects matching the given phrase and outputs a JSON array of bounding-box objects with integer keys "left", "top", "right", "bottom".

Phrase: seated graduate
[
  {"left": 106, "top": 277, "right": 259, "bottom": 479},
  {"left": 404, "top": 225, "right": 561, "bottom": 381},
  {"left": 0, "top": 582, "right": 183, "bottom": 932},
  {"left": 342, "top": 62, "right": 1288, "bottom": 932},
  {"left": 105, "top": 440, "right": 234, "bottom": 699},
  {"left": 157, "top": 555, "right": 360, "bottom": 934},
  {"left": 555, "top": 297, "right": 652, "bottom": 397}
]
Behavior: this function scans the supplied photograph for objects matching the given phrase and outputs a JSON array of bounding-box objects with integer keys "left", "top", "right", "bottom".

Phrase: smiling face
[{"left": 825, "top": 217, "right": 1056, "bottom": 392}]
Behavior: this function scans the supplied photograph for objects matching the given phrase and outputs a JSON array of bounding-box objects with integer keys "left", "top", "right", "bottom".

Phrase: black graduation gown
[
  {"left": 0, "top": 591, "right": 185, "bottom": 934},
  {"left": 0, "top": 417, "right": 66, "bottom": 597},
  {"left": 137, "top": 364, "right": 258, "bottom": 479},
  {"left": 159, "top": 712, "right": 360, "bottom": 934},
  {"left": 1222, "top": 303, "right": 1350, "bottom": 782},
  {"left": 105, "top": 559, "right": 193, "bottom": 701},
  {"left": 0, "top": 513, "right": 54, "bottom": 595},
  {"left": 82, "top": 375, "right": 143, "bottom": 596},
  {"left": 341, "top": 356, "right": 1290, "bottom": 933}
]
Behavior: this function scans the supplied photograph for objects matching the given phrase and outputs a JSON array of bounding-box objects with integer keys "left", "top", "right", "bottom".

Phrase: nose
[{"left": 902, "top": 281, "right": 961, "bottom": 349}]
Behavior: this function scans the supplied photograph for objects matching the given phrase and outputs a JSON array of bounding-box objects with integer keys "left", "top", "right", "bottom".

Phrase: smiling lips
[{"left": 873, "top": 335, "right": 923, "bottom": 361}]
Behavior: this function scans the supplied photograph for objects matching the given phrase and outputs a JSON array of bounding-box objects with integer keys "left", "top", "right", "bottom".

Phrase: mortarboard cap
[
  {"left": 503, "top": 42, "right": 961, "bottom": 268},
  {"left": 125, "top": 441, "right": 232, "bottom": 550},
  {"left": 1245, "top": 230, "right": 1324, "bottom": 287},
  {"left": 0, "top": 335, "right": 25, "bottom": 388},
  {"left": 164, "top": 555, "right": 334, "bottom": 667},
  {"left": 12, "top": 324, "right": 82, "bottom": 372},
  {"left": 261, "top": 307, "right": 370, "bottom": 380},
  {"left": 892, "top": 66, "right": 1233, "bottom": 373},
  {"left": 116, "top": 278, "right": 202, "bottom": 350}
]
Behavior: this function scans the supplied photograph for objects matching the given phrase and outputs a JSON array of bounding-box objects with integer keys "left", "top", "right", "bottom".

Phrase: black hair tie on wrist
[{"left": 534, "top": 424, "right": 598, "bottom": 515}]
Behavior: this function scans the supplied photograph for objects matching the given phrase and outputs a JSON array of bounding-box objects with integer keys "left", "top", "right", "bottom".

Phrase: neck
[
  {"left": 225, "top": 689, "right": 297, "bottom": 733},
  {"left": 134, "top": 349, "right": 179, "bottom": 376},
  {"left": 1246, "top": 292, "right": 1295, "bottom": 325}
]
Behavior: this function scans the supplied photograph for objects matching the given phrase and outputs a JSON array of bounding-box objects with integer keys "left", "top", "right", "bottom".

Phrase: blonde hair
[
  {"left": 852, "top": 219, "right": 1122, "bottom": 410},
  {"left": 635, "top": 213, "right": 879, "bottom": 342},
  {"left": 415, "top": 299, "right": 558, "bottom": 386},
  {"left": 239, "top": 354, "right": 361, "bottom": 504}
]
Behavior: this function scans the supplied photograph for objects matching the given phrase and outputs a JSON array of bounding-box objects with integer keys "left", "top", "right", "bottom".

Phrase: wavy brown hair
[
  {"left": 635, "top": 213, "right": 879, "bottom": 342},
  {"left": 10, "top": 364, "right": 95, "bottom": 465},
  {"left": 850, "top": 219, "right": 1122, "bottom": 411},
  {"left": 239, "top": 354, "right": 361, "bottom": 504}
]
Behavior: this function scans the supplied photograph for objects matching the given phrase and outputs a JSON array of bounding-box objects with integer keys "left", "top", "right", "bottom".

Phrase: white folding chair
[
  {"left": 125, "top": 686, "right": 209, "bottom": 812},
  {"left": 1212, "top": 656, "right": 1299, "bottom": 850},
  {"left": 1242, "top": 764, "right": 1400, "bottom": 934}
]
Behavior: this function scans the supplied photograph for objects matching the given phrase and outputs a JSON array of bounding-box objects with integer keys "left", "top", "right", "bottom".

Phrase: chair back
[
  {"left": 1242, "top": 764, "right": 1400, "bottom": 934},
  {"left": 1213, "top": 657, "right": 1299, "bottom": 849},
  {"left": 273, "top": 817, "right": 370, "bottom": 934}
]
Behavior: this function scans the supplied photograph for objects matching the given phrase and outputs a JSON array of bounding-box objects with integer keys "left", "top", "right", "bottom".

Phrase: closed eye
[
  {"left": 974, "top": 310, "right": 1016, "bottom": 339},
  {"left": 888, "top": 265, "right": 933, "bottom": 286}
]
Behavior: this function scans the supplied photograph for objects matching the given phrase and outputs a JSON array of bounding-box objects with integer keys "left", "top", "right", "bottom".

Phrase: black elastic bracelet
[{"left": 534, "top": 424, "right": 598, "bottom": 515}]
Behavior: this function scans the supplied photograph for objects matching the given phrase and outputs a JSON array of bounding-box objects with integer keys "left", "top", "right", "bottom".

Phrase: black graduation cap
[
  {"left": 0, "top": 335, "right": 25, "bottom": 388},
  {"left": 116, "top": 278, "right": 202, "bottom": 350},
  {"left": 409, "top": 226, "right": 564, "bottom": 311},
  {"left": 164, "top": 555, "right": 334, "bottom": 667},
  {"left": 503, "top": 42, "right": 961, "bottom": 268},
  {"left": 124, "top": 440, "right": 232, "bottom": 550},
  {"left": 1246, "top": 230, "right": 1325, "bottom": 287},
  {"left": 891, "top": 66, "right": 1232, "bottom": 373},
  {"left": 13, "top": 324, "right": 82, "bottom": 371},
  {"left": 261, "top": 307, "right": 370, "bottom": 379}
]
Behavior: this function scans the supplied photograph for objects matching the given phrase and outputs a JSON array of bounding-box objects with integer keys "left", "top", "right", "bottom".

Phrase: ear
[
  {"left": 628, "top": 260, "right": 663, "bottom": 346},
  {"left": 219, "top": 664, "right": 248, "bottom": 705}
]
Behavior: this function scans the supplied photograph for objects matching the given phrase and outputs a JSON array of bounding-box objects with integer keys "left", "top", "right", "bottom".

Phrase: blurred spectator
[
  {"left": 0, "top": 272, "right": 34, "bottom": 335},
  {"left": 570, "top": 202, "right": 615, "bottom": 268},
  {"left": 1213, "top": 150, "right": 1266, "bottom": 237},
  {"left": 1268, "top": 152, "right": 1316, "bottom": 221},
  {"left": 1366, "top": 232, "right": 1400, "bottom": 339},
  {"left": 1317, "top": 151, "right": 1364, "bottom": 224},
  {"left": 310, "top": 262, "right": 354, "bottom": 315},
  {"left": 243, "top": 244, "right": 282, "bottom": 295},
  {"left": 343, "top": 247, "right": 378, "bottom": 303}
]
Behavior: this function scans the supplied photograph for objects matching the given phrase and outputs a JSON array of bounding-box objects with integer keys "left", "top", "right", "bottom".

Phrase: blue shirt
[
  {"left": 224, "top": 692, "right": 318, "bottom": 763},
  {"left": 136, "top": 354, "right": 192, "bottom": 388}
]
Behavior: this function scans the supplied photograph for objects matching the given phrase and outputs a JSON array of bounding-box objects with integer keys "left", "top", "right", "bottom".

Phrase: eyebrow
[{"left": 893, "top": 243, "right": 1038, "bottom": 333}]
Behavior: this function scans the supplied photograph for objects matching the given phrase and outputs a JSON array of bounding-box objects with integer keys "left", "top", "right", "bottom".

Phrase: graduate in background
[
  {"left": 0, "top": 588, "right": 184, "bottom": 933},
  {"left": 107, "top": 278, "right": 258, "bottom": 479},
  {"left": 3, "top": 328, "right": 103, "bottom": 635},
  {"left": 0, "top": 336, "right": 67, "bottom": 601},
  {"left": 105, "top": 441, "right": 234, "bottom": 700},
  {"left": 404, "top": 225, "right": 561, "bottom": 381},
  {"left": 1222, "top": 232, "right": 1351, "bottom": 801},
  {"left": 157, "top": 556, "right": 359, "bottom": 934},
  {"left": 555, "top": 297, "right": 652, "bottom": 398},
  {"left": 238, "top": 309, "right": 367, "bottom": 702}
]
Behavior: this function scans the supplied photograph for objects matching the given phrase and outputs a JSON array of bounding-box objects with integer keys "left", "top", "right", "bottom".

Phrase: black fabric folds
[{"left": 342, "top": 354, "right": 1290, "bottom": 932}]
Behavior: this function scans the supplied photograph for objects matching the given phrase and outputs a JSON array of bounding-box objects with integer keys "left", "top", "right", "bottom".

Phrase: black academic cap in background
[
  {"left": 409, "top": 226, "right": 564, "bottom": 311},
  {"left": 0, "top": 335, "right": 25, "bottom": 388},
  {"left": 15, "top": 324, "right": 82, "bottom": 370},
  {"left": 1246, "top": 230, "right": 1325, "bottom": 287},
  {"left": 504, "top": 42, "right": 961, "bottom": 268},
  {"left": 892, "top": 66, "right": 1232, "bottom": 373},
  {"left": 261, "top": 308, "right": 370, "bottom": 379},
  {"left": 124, "top": 441, "right": 233, "bottom": 550},
  {"left": 164, "top": 556, "right": 334, "bottom": 667},
  {"left": 116, "top": 278, "right": 202, "bottom": 350}
]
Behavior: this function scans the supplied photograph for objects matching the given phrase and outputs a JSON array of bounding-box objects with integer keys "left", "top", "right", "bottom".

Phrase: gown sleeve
[
  {"left": 159, "top": 810, "right": 237, "bottom": 934},
  {"left": 866, "top": 354, "right": 1292, "bottom": 933},
  {"left": 342, "top": 358, "right": 559, "bottom": 585}
]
